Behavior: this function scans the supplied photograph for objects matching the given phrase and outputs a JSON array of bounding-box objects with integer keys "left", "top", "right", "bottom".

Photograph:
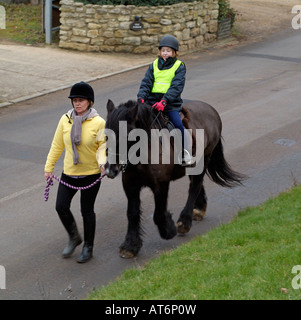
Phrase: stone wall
[{"left": 59, "top": 0, "right": 219, "bottom": 54}]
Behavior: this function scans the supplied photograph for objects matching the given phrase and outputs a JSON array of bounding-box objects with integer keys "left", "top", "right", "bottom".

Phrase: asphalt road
[{"left": 0, "top": 30, "right": 301, "bottom": 300}]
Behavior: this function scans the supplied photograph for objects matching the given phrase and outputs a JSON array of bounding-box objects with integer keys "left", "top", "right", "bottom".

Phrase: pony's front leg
[
  {"left": 153, "top": 182, "right": 177, "bottom": 240},
  {"left": 119, "top": 182, "right": 143, "bottom": 259},
  {"left": 177, "top": 173, "right": 205, "bottom": 234}
]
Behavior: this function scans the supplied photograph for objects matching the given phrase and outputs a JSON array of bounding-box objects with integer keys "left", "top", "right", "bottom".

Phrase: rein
[
  {"left": 44, "top": 173, "right": 106, "bottom": 202},
  {"left": 150, "top": 110, "right": 163, "bottom": 129}
]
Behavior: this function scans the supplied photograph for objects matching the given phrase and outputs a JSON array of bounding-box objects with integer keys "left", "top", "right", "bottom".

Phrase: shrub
[{"left": 218, "top": 0, "right": 236, "bottom": 27}]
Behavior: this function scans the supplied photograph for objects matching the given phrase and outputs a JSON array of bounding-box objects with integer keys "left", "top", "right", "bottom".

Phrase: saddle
[{"left": 160, "top": 106, "right": 196, "bottom": 155}]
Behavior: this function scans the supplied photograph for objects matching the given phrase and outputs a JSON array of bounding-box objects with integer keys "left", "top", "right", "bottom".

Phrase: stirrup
[{"left": 181, "top": 149, "right": 194, "bottom": 167}]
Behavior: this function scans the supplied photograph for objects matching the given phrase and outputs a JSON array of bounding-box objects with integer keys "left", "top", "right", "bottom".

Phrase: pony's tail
[{"left": 206, "top": 138, "right": 246, "bottom": 188}]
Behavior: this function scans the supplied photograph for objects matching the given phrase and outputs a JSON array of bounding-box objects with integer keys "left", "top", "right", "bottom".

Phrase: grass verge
[
  {"left": 89, "top": 185, "right": 301, "bottom": 300},
  {"left": 0, "top": 3, "right": 59, "bottom": 45}
]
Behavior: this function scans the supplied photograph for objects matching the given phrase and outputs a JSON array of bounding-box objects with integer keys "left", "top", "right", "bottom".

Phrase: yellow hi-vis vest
[{"left": 151, "top": 58, "right": 182, "bottom": 94}]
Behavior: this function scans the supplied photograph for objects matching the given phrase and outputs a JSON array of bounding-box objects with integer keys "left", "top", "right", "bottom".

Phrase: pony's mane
[{"left": 114, "top": 100, "right": 160, "bottom": 132}]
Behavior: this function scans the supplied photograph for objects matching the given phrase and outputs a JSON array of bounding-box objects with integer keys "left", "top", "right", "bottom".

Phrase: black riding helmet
[
  {"left": 68, "top": 81, "right": 94, "bottom": 103},
  {"left": 158, "top": 35, "right": 179, "bottom": 52}
]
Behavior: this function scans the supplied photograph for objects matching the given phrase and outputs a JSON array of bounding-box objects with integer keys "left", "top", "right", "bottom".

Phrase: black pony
[{"left": 105, "top": 99, "right": 244, "bottom": 258}]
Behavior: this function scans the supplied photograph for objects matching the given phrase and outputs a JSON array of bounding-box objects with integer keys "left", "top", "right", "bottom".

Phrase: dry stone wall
[{"left": 59, "top": 0, "right": 219, "bottom": 54}]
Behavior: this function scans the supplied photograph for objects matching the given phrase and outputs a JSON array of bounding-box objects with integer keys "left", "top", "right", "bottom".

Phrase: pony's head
[{"left": 104, "top": 99, "right": 154, "bottom": 178}]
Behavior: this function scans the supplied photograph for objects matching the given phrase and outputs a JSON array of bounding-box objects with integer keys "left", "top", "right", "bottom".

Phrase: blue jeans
[{"left": 167, "top": 110, "right": 190, "bottom": 151}]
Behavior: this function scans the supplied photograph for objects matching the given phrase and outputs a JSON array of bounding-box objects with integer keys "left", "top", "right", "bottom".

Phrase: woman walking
[{"left": 44, "top": 81, "right": 106, "bottom": 263}]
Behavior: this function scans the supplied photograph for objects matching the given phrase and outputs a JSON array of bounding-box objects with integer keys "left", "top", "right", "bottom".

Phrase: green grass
[
  {"left": 0, "top": 3, "right": 59, "bottom": 45},
  {"left": 89, "top": 185, "right": 301, "bottom": 300}
]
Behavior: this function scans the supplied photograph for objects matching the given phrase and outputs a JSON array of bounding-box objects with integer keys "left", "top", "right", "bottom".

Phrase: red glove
[
  {"left": 138, "top": 98, "right": 144, "bottom": 104},
  {"left": 152, "top": 100, "right": 167, "bottom": 112}
]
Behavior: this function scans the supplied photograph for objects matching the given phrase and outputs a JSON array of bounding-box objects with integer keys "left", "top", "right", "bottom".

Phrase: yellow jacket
[{"left": 45, "top": 113, "right": 106, "bottom": 176}]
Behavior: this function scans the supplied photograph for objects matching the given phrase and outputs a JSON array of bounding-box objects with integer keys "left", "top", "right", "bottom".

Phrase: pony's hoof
[
  {"left": 192, "top": 209, "right": 206, "bottom": 221},
  {"left": 176, "top": 221, "right": 191, "bottom": 234},
  {"left": 119, "top": 248, "right": 136, "bottom": 259}
]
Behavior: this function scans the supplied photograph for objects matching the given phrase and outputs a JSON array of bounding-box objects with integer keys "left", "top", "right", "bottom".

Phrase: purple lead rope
[{"left": 44, "top": 174, "right": 106, "bottom": 202}]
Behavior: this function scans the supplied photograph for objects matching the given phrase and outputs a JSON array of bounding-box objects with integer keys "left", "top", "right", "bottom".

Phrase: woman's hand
[
  {"left": 100, "top": 165, "right": 106, "bottom": 175},
  {"left": 44, "top": 172, "right": 53, "bottom": 181}
]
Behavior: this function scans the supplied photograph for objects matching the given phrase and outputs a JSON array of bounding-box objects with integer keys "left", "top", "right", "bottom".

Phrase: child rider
[{"left": 137, "top": 35, "right": 192, "bottom": 165}]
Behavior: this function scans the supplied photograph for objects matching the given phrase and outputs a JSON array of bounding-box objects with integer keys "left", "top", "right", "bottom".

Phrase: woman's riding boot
[
  {"left": 77, "top": 244, "right": 93, "bottom": 263},
  {"left": 77, "top": 214, "right": 95, "bottom": 263},
  {"left": 59, "top": 215, "right": 82, "bottom": 258}
]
